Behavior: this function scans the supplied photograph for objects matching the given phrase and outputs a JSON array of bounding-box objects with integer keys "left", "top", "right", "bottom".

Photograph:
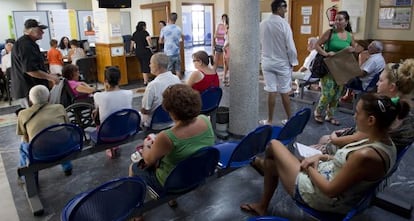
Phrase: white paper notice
[
  {"left": 294, "top": 142, "right": 322, "bottom": 159},
  {"left": 300, "top": 25, "right": 311, "bottom": 34},
  {"left": 110, "top": 24, "right": 122, "bottom": 37},
  {"left": 303, "top": 16, "right": 310, "bottom": 24},
  {"left": 301, "top": 6, "right": 312, "bottom": 15}
]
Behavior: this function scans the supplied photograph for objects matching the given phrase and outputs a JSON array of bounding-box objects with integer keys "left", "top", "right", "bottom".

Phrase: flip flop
[
  {"left": 250, "top": 158, "right": 264, "bottom": 176},
  {"left": 313, "top": 111, "right": 324, "bottom": 124},
  {"left": 240, "top": 203, "right": 265, "bottom": 216},
  {"left": 325, "top": 117, "right": 340, "bottom": 126}
]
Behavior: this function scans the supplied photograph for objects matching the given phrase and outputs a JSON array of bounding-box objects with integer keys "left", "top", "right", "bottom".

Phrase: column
[
  {"left": 92, "top": 1, "right": 128, "bottom": 85},
  {"left": 228, "top": 0, "right": 260, "bottom": 136}
]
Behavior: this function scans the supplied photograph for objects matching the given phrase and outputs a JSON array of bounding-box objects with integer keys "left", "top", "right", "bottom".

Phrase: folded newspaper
[{"left": 294, "top": 142, "right": 322, "bottom": 159}]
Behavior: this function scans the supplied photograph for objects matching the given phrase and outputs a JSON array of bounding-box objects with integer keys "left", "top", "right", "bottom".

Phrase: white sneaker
[
  {"left": 281, "top": 119, "right": 288, "bottom": 125},
  {"left": 258, "top": 119, "right": 272, "bottom": 125}
]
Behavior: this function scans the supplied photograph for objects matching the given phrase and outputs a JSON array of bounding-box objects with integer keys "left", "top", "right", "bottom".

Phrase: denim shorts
[
  {"left": 131, "top": 162, "right": 164, "bottom": 195},
  {"left": 167, "top": 55, "right": 181, "bottom": 73}
]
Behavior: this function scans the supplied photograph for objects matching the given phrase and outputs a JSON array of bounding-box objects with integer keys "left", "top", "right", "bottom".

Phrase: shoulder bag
[{"left": 310, "top": 29, "right": 333, "bottom": 78}]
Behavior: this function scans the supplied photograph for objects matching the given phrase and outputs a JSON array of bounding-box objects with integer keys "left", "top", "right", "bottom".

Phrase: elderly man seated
[
  {"left": 342, "top": 40, "right": 385, "bottom": 100},
  {"left": 140, "top": 52, "right": 181, "bottom": 129},
  {"left": 17, "top": 85, "right": 72, "bottom": 176}
]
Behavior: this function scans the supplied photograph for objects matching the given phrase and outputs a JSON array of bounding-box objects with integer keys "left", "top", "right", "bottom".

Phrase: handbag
[{"left": 310, "top": 29, "right": 333, "bottom": 78}]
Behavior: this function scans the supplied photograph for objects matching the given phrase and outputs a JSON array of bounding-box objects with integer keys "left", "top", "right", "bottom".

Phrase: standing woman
[
  {"left": 58, "top": 36, "right": 70, "bottom": 60},
  {"left": 213, "top": 14, "right": 228, "bottom": 71},
  {"left": 131, "top": 21, "right": 153, "bottom": 86},
  {"left": 223, "top": 24, "right": 230, "bottom": 86},
  {"left": 313, "top": 11, "right": 355, "bottom": 126}
]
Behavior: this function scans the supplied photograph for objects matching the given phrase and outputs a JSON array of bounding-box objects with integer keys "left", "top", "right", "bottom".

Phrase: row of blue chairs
[
  {"left": 18, "top": 109, "right": 143, "bottom": 216},
  {"left": 61, "top": 128, "right": 412, "bottom": 221},
  {"left": 59, "top": 108, "right": 313, "bottom": 220}
]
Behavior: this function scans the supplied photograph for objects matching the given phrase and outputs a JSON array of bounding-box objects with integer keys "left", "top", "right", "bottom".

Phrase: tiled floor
[{"left": 0, "top": 47, "right": 413, "bottom": 221}]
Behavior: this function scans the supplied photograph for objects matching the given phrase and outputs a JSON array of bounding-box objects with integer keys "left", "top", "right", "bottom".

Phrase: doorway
[
  {"left": 290, "top": 0, "right": 322, "bottom": 70},
  {"left": 182, "top": 4, "right": 213, "bottom": 48}
]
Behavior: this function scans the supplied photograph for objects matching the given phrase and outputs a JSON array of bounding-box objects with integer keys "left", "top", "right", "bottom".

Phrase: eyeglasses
[{"left": 192, "top": 59, "right": 200, "bottom": 62}]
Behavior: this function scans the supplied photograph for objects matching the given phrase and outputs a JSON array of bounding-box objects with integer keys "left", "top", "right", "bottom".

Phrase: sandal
[
  {"left": 240, "top": 203, "right": 265, "bottom": 216},
  {"left": 325, "top": 116, "right": 340, "bottom": 126},
  {"left": 313, "top": 111, "right": 324, "bottom": 124},
  {"left": 223, "top": 76, "right": 230, "bottom": 87}
]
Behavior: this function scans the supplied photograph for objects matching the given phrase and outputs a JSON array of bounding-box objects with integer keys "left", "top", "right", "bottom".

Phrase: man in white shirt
[
  {"left": 346, "top": 41, "right": 385, "bottom": 91},
  {"left": 259, "top": 0, "right": 298, "bottom": 125},
  {"left": 141, "top": 52, "right": 181, "bottom": 129}
]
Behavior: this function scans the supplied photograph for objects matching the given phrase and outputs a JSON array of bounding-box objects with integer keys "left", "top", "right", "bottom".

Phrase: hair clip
[
  {"left": 391, "top": 96, "right": 400, "bottom": 105},
  {"left": 377, "top": 100, "right": 386, "bottom": 113}
]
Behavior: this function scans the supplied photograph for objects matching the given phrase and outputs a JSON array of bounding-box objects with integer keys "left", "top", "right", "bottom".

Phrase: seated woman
[
  {"left": 241, "top": 93, "right": 408, "bottom": 215},
  {"left": 62, "top": 64, "right": 96, "bottom": 99},
  {"left": 186, "top": 50, "right": 219, "bottom": 93},
  {"left": 314, "top": 59, "right": 414, "bottom": 154},
  {"left": 129, "top": 84, "right": 215, "bottom": 195},
  {"left": 93, "top": 66, "right": 133, "bottom": 157},
  {"left": 68, "top": 39, "right": 86, "bottom": 65}
]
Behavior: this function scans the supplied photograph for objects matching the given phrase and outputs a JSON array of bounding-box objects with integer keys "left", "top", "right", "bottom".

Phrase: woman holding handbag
[{"left": 313, "top": 11, "right": 356, "bottom": 125}]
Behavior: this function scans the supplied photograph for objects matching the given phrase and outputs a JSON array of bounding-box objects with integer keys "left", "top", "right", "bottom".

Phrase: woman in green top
[
  {"left": 313, "top": 11, "right": 356, "bottom": 125},
  {"left": 129, "top": 84, "right": 215, "bottom": 194}
]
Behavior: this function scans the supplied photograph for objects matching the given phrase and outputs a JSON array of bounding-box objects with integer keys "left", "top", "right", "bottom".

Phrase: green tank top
[
  {"left": 156, "top": 114, "right": 215, "bottom": 185},
  {"left": 326, "top": 30, "right": 352, "bottom": 52}
]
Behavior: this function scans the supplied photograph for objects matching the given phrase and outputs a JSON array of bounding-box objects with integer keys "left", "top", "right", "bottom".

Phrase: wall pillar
[{"left": 228, "top": 0, "right": 260, "bottom": 136}]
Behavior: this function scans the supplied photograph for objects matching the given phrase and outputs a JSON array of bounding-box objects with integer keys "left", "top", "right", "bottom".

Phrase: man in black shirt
[{"left": 11, "top": 19, "right": 59, "bottom": 108}]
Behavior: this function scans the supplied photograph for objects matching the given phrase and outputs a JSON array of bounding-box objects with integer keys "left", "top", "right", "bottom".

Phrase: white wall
[
  {"left": 322, "top": 0, "right": 414, "bottom": 41},
  {"left": 0, "top": 0, "right": 91, "bottom": 41}
]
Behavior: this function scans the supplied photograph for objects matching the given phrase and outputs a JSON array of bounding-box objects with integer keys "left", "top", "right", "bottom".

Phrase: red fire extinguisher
[{"left": 326, "top": 5, "right": 338, "bottom": 27}]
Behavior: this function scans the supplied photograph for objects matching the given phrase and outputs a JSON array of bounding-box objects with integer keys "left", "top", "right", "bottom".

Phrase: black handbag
[{"left": 310, "top": 29, "right": 333, "bottom": 78}]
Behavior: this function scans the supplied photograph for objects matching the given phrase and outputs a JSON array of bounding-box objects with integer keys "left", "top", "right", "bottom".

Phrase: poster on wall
[
  {"left": 77, "top": 10, "right": 96, "bottom": 42},
  {"left": 378, "top": 7, "right": 412, "bottom": 29}
]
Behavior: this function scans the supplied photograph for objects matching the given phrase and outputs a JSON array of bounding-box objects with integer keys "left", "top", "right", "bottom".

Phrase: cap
[{"left": 24, "top": 19, "right": 48, "bottom": 29}]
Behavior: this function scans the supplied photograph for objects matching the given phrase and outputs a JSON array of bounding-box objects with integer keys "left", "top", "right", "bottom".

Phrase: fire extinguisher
[{"left": 326, "top": 5, "right": 338, "bottom": 27}]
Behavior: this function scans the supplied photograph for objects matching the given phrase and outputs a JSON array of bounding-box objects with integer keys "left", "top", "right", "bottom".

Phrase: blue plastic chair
[
  {"left": 148, "top": 105, "right": 173, "bottom": 131},
  {"left": 88, "top": 109, "right": 141, "bottom": 144},
  {"left": 213, "top": 125, "right": 273, "bottom": 170},
  {"left": 271, "top": 108, "right": 311, "bottom": 145},
  {"left": 28, "top": 123, "right": 83, "bottom": 164},
  {"left": 160, "top": 146, "right": 220, "bottom": 195},
  {"left": 295, "top": 142, "right": 413, "bottom": 221},
  {"left": 200, "top": 86, "right": 223, "bottom": 115},
  {"left": 61, "top": 177, "right": 147, "bottom": 221},
  {"left": 347, "top": 70, "right": 383, "bottom": 93},
  {"left": 247, "top": 216, "right": 289, "bottom": 221}
]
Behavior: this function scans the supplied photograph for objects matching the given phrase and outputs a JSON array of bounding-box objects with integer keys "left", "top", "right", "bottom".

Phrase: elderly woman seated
[
  {"left": 241, "top": 93, "right": 409, "bottom": 216},
  {"left": 62, "top": 64, "right": 96, "bottom": 99},
  {"left": 129, "top": 84, "right": 215, "bottom": 195}
]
